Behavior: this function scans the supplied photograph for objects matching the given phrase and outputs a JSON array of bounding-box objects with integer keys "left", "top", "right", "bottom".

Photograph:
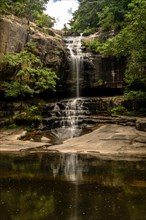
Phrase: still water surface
[{"left": 0, "top": 153, "right": 146, "bottom": 220}]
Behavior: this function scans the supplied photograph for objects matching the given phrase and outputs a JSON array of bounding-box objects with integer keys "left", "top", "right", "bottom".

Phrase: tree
[
  {"left": 101, "top": 0, "right": 146, "bottom": 99},
  {"left": 2, "top": 50, "right": 58, "bottom": 100},
  {"left": 0, "top": 0, "right": 55, "bottom": 28},
  {"left": 70, "top": 0, "right": 131, "bottom": 35},
  {"left": 35, "top": 12, "right": 54, "bottom": 28},
  {"left": 70, "top": 0, "right": 102, "bottom": 34}
]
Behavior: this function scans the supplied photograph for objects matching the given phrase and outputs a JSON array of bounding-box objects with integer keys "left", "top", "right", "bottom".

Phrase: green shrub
[
  {"left": 124, "top": 90, "right": 146, "bottom": 100},
  {"left": 111, "top": 106, "right": 128, "bottom": 115},
  {"left": 1, "top": 50, "right": 58, "bottom": 101},
  {"left": 83, "top": 38, "right": 102, "bottom": 53}
]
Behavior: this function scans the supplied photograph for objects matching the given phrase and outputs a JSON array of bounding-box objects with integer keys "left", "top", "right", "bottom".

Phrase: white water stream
[
  {"left": 61, "top": 35, "right": 86, "bottom": 138},
  {"left": 65, "top": 34, "right": 83, "bottom": 97},
  {"left": 60, "top": 98, "right": 84, "bottom": 138}
]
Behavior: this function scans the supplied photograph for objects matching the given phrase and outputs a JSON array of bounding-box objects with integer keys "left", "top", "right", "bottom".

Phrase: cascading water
[
  {"left": 47, "top": 36, "right": 91, "bottom": 140},
  {"left": 60, "top": 34, "right": 86, "bottom": 138},
  {"left": 65, "top": 34, "right": 83, "bottom": 97},
  {"left": 60, "top": 98, "right": 85, "bottom": 138},
  {"left": 47, "top": 98, "right": 90, "bottom": 140}
]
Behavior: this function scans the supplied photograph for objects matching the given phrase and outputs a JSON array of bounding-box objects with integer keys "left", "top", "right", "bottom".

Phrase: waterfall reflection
[
  {"left": 1, "top": 153, "right": 146, "bottom": 220},
  {"left": 51, "top": 154, "right": 84, "bottom": 182}
]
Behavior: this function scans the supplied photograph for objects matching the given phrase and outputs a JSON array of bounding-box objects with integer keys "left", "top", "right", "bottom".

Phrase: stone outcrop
[
  {"left": 136, "top": 119, "right": 146, "bottom": 132},
  {"left": 0, "top": 15, "right": 125, "bottom": 94},
  {"left": 0, "top": 16, "right": 28, "bottom": 55},
  {"left": 39, "top": 97, "right": 145, "bottom": 130},
  {"left": 48, "top": 124, "right": 146, "bottom": 158},
  {"left": 0, "top": 15, "right": 67, "bottom": 79},
  {"left": 0, "top": 97, "right": 145, "bottom": 132},
  {"left": 28, "top": 22, "right": 66, "bottom": 71},
  {"left": 0, "top": 125, "right": 146, "bottom": 160}
]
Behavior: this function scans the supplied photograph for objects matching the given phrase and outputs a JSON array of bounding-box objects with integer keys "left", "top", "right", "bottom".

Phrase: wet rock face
[
  {"left": 0, "top": 15, "right": 67, "bottom": 78},
  {"left": 63, "top": 36, "right": 126, "bottom": 94},
  {"left": 92, "top": 55, "right": 126, "bottom": 88},
  {"left": 40, "top": 98, "right": 135, "bottom": 131}
]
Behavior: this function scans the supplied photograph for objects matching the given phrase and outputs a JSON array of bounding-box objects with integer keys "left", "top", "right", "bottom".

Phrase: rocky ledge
[{"left": 0, "top": 124, "right": 146, "bottom": 160}]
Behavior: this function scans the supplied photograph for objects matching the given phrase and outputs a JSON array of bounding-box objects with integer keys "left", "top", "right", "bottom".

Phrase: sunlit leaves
[{"left": 83, "top": 38, "right": 102, "bottom": 53}]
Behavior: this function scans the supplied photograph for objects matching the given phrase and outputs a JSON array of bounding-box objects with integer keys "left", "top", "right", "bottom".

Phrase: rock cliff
[
  {"left": 63, "top": 35, "right": 126, "bottom": 96},
  {"left": 0, "top": 15, "right": 67, "bottom": 79},
  {"left": 0, "top": 15, "right": 125, "bottom": 96}
]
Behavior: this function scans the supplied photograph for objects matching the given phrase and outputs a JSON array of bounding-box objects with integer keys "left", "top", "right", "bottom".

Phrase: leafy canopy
[
  {"left": 100, "top": 0, "right": 146, "bottom": 99},
  {"left": 2, "top": 50, "right": 58, "bottom": 98},
  {"left": 70, "top": 0, "right": 131, "bottom": 35},
  {"left": 76, "top": 0, "right": 146, "bottom": 99},
  {"left": 0, "top": 0, "right": 54, "bottom": 28}
]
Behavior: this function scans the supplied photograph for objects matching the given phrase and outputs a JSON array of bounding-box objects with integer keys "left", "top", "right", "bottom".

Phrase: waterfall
[
  {"left": 65, "top": 34, "right": 83, "bottom": 97},
  {"left": 60, "top": 34, "right": 85, "bottom": 138},
  {"left": 48, "top": 98, "right": 90, "bottom": 140},
  {"left": 60, "top": 98, "right": 84, "bottom": 138}
]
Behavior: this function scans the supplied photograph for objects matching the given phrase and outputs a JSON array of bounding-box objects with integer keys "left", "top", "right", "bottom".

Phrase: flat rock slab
[
  {"left": 48, "top": 124, "right": 146, "bottom": 158},
  {"left": 0, "top": 125, "right": 146, "bottom": 159},
  {"left": 0, "top": 128, "right": 51, "bottom": 152}
]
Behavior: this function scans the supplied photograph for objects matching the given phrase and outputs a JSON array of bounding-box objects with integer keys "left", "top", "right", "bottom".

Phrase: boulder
[{"left": 136, "top": 119, "right": 146, "bottom": 132}]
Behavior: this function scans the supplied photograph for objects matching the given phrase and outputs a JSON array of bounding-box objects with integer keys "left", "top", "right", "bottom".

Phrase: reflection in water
[{"left": 0, "top": 153, "right": 146, "bottom": 220}]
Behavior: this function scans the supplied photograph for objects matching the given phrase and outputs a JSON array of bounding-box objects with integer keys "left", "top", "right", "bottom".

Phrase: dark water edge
[{"left": 0, "top": 152, "right": 146, "bottom": 220}]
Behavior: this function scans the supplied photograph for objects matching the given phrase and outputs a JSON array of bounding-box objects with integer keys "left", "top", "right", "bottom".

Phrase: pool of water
[{"left": 0, "top": 152, "right": 146, "bottom": 220}]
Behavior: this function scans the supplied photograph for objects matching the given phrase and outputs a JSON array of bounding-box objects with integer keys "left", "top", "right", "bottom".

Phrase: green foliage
[
  {"left": 70, "top": 0, "right": 131, "bottom": 34},
  {"left": 0, "top": 0, "right": 11, "bottom": 14},
  {"left": 70, "top": 0, "right": 100, "bottom": 33},
  {"left": 2, "top": 81, "right": 33, "bottom": 98},
  {"left": 124, "top": 91, "right": 146, "bottom": 101},
  {"left": 111, "top": 106, "right": 128, "bottom": 115},
  {"left": 0, "top": 0, "right": 54, "bottom": 27},
  {"left": 111, "top": 101, "right": 146, "bottom": 116},
  {"left": 97, "top": 79, "right": 104, "bottom": 86},
  {"left": 13, "top": 104, "right": 43, "bottom": 128},
  {"left": 1, "top": 50, "right": 58, "bottom": 99},
  {"left": 136, "top": 108, "right": 146, "bottom": 116},
  {"left": 125, "top": 77, "right": 146, "bottom": 92},
  {"left": 97, "top": 0, "right": 146, "bottom": 100},
  {"left": 35, "top": 13, "right": 54, "bottom": 28},
  {"left": 24, "top": 105, "right": 41, "bottom": 115},
  {"left": 98, "top": 6, "right": 115, "bottom": 31},
  {"left": 4, "top": 123, "right": 19, "bottom": 129},
  {"left": 82, "top": 28, "right": 98, "bottom": 36},
  {"left": 83, "top": 38, "right": 102, "bottom": 53}
]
